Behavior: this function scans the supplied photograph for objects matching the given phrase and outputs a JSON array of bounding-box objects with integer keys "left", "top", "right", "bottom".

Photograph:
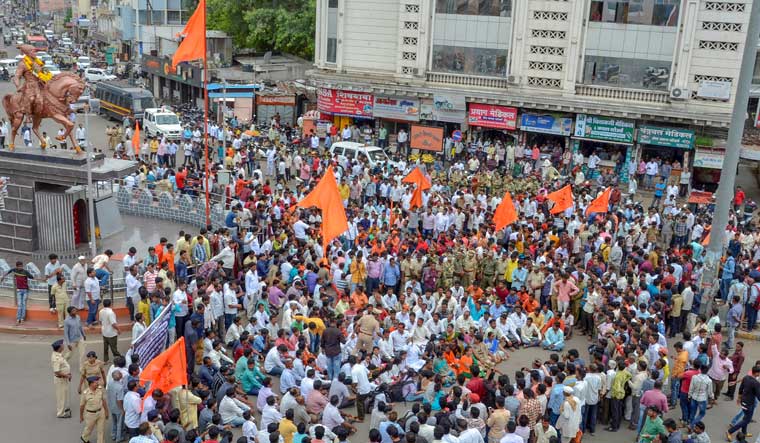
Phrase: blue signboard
[{"left": 520, "top": 114, "right": 573, "bottom": 136}]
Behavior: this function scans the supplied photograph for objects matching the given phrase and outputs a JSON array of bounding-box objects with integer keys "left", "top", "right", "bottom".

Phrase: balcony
[
  {"left": 426, "top": 72, "right": 511, "bottom": 89},
  {"left": 575, "top": 84, "right": 669, "bottom": 104}
]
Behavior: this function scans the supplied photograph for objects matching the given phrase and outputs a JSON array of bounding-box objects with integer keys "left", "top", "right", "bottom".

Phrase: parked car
[
  {"left": 84, "top": 67, "right": 116, "bottom": 82},
  {"left": 77, "top": 56, "right": 91, "bottom": 70}
]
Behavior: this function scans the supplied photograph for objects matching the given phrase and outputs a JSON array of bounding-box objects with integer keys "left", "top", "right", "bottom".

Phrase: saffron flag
[
  {"left": 402, "top": 167, "right": 431, "bottom": 210},
  {"left": 493, "top": 191, "right": 517, "bottom": 232},
  {"left": 131, "top": 120, "right": 140, "bottom": 156},
  {"left": 140, "top": 336, "right": 188, "bottom": 400},
  {"left": 546, "top": 185, "right": 574, "bottom": 215},
  {"left": 295, "top": 166, "right": 348, "bottom": 250},
  {"left": 585, "top": 187, "right": 612, "bottom": 217},
  {"left": 171, "top": 0, "right": 206, "bottom": 68}
]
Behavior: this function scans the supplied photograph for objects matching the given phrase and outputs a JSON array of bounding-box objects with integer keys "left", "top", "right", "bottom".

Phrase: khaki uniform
[
  {"left": 52, "top": 351, "right": 71, "bottom": 417},
  {"left": 80, "top": 386, "right": 106, "bottom": 443},
  {"left": 409, "top": 257, "right": 423, "bottom": 282},
  {"left": 51, "top": 282, "right": 69, "bottom": 327},
  {"left": 355, "top": 313, "right": 379, "bottom": 355},
  {"left": 463, "top": 252, "right": 478, "bottom": 287},
  {"left": 400, "top": 258, "right": 412, "bottom": 286},
  {"left": 480, "top": 256, "right": 497, "bottom": 288},
  {"left": 441, "top": 259, "right": 454, "bottom": 290},
  {"left": 81, "top": 359, "right": 104, "bottom": 386}
]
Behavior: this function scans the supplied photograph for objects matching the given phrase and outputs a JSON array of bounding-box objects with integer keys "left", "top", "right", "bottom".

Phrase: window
[
  {"left": 326, "top": 37, "right": 337, "bottom": 63},
  {"left": 753, "top": 51, "right": 760, "bottom": 84},
  {"left": 328, "top": 0, "right": 338, "bottom": 7},
  {"left": 431, "top": 45, "right": 508, "bottom": 77},
  {"left": 435, "top": 0, "right": 512, "bottom": 17},
  {"left": 588, "top": 0, "right": 679, "bottom": 26},
  {"left": 582, "top": 55, "right": 671, "bottom": 90},
  {"left": 167, "top": 10, "right": 181, "bottom": 24}
]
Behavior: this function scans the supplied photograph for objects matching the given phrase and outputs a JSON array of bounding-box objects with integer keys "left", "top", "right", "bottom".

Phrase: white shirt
[
  {"left": 242, "top": 420, "right": 258, "bottom": 443},
  {"left": 131, "top": 322, "right": 146, "bottom": 343},
  {"left": 459, "top": 428, "right": 485, "bottom": 443},
  {"left": 351, "top": 363, "right": 375, "bottom": 395},
  {"left": 224, "top": 285, "right": 239, "bottom": 315},
  {"left": 260, "top": 404, "right": 282, "bottom": 430},
  {"left": 126, "top": 273, "right": 141, "bottom": 303},
  {"left": 322, "top": 403, "right": 344, "bottom": 430},
  {"left": 220, "top": 395, "right": 249, "bottom": 424},
  {"left": 124, "top": 391, "right": 143, "bottom": 428},
  {"left": 85, "top": 277, "right": 101, "bottom": 300},
  {"left": 173, "top": 289, "right": 189, "bottom": 317},
  {"left": 99, "top": 307, "right": 118, "bottom": 338}
]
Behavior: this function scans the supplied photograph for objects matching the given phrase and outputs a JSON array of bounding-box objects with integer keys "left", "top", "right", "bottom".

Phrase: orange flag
[
  {"left": 131, "top": 120, "right": 140, "bottom": 156},
  {"left": 585, "top": 187, "right": 612, "bottom": 217},
  {"left": 493, "top": 191, "right": 517, "bottom": 232},
  {"left": 139, "top": 336, "right": 187, "bottom": 400},
  {"left": 295, "top": 166, "right": 348, "bottom": 250},
  {"left": 546, "top": 185, "right": 574, "bottom": 215},
  {"left": 403, "top": 167, "right": 431, "bottom": 210},
  {"left": 172, "top": 0, "right": 206, "bottom": 68}
]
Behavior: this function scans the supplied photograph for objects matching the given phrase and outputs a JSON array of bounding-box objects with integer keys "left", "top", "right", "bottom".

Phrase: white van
[
  {"left": 329, "top": 141, "right": 395, "bottom": 168},
  {"left": 143, "top": 107, "right": 183, "bottom": 140},
  {"left": 0, "top": 58, "right": 17, "bottom": 76}
]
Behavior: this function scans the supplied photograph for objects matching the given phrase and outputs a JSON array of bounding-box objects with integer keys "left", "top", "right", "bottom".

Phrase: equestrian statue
[{"left": 2, "top": 44, "right": 87, "bottom": 152}]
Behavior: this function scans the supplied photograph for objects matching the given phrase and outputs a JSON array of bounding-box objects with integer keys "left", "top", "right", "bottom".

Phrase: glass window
[
  {"left": 326, "top": 37, "right": 337, "bottom": 63},
  {"left": 436, "top": 0, "right": 511, "bottom": 17},
  {"left": 167, "top": 11, "right": 181, "bottom": 24},
  {"left": 582, "top": 55, "right": 671, "bottom": 90},
  {"left": 328, "top": 0, "right": 338, "bottom": 7},
  {"left": 431, "top": 45, "right": 508, "bottom": 77},
  {"left": 589, "top": 0, "right": 678, "bottom": 26}
]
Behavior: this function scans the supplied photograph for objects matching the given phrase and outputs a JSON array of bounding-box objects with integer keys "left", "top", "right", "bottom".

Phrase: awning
[
  {"left": 208, "top": 92, "right": 254, "bottom": 98},
  {"left": 571, "top": 136, "right": 633, "bottom": 146}
]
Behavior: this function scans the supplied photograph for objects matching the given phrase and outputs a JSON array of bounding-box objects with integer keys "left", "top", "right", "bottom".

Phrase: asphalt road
[{"left": 3, "top": 331, "right": 759, "bottom": 443}]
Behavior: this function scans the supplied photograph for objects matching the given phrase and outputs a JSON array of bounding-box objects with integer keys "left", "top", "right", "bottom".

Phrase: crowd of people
[{"left": 36, "top": 130, "right": 760, "bottom": 443}]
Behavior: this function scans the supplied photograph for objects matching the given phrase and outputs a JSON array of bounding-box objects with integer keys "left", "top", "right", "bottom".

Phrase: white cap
[{"left": 78, "top": 255, "right": 86, "bottom": 260}]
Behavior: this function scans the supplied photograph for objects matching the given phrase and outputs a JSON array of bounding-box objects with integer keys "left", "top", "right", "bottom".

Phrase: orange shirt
[{"left": 350, "top": 291, "right": 368, "bottom": 310}]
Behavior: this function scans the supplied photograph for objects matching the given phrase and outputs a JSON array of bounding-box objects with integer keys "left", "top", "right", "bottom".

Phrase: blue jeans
[
  {"left": 670, "top": 378, "right": 681, "bottom": 406},
  {"left": 224, "top": 313, "right": 236, "bottom": 331},
  {"left": 721, "top": 278, "right": 733, "bottom": 302},
  {"left": 679, "top": 392, "right": 691, "bottom": 422},
  {"left": 583, "top": 403, "right": 598, "bottom": 433},
  {"left": 111, "top": 412, "right": 124, "bottom": 441},
  {"left": 327, "top": 354, "right": 342, "bottom": 380},
  {"left": 16, "top": 289, "right": 27, "bottom": 321},
  {"left": 95, "top": 268, "right": 110, "bottom": 287},
  {"left": 268, "top": 366, "right": 283, "bottom": 376},
  {"left": 246, "top": 387, "right": 260, "bottom": 395},
  {"left": 746, "top": 304, "right": 758, "bottom": 330},
  {"left": 309, "top": 332, "right": 320, "bottom": 354},
  {"left": 86, "top": 299, "right": 100, "bottom": 325},
  {"left": 729, "top": 402, "right": 756, "bottom": 434},
  {"left": 689, "top": 399, "right": 707, "bottom": 427},
  {"left": 228, "top": 416, "right": 247, "bottom": 427}
]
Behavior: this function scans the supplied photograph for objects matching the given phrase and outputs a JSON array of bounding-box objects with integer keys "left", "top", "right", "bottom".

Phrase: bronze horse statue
[{"left": 3, "top": 71, "right": 87, "bottom": 152}]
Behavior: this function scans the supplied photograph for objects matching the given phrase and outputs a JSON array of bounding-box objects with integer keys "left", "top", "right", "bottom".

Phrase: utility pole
[
  {"left": 84, "top": 104, "right": 97, "bottom": 257},
  {"left": 700, "top": 0, "right": 760, "bottom": 310}
]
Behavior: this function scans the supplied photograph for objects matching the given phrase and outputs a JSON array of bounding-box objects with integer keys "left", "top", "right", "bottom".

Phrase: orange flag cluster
[
  {"left": 295, "top": 166, "right": 349, "bottom": 251},
  {"left": 171, "top": 0, "right": 207, "bottom": 68},
  {"left": 493, "top": 191, "right": 518, "bottom": 232},
  {"left": 546, "top": 185, "right": 574, "bottom": 215},
  {"left": 140, "top": 337, "right": 188, "bottom": 401},
  {"left": 585, "top": 187, "right": 612, "bottom": 217},
  {"left": 402, "top": 167, "right": 431, "bottom": 210}
]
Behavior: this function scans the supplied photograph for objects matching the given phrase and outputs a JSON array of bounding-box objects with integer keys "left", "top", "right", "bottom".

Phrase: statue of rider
[{"left": 13, "top": 44, "right": 48, "bottom": 115}]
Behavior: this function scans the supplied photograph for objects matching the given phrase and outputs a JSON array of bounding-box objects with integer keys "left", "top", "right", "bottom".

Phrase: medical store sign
[
  {"left": 317, "top": 88, "right": 374, "bottom": 117},
  {"left": 467, "top": 103, "right": 518, "bottom": 130},
  {"left": 574, "top": 114, "right": 634, "bottom": 144},
  {"left": 637, "top": 125, "right": 695, "bottom": 150}
]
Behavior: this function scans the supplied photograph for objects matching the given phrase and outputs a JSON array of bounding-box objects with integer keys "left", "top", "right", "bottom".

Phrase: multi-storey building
[{"left": 310, "top": 0, "right": 754, "bottom": 189}]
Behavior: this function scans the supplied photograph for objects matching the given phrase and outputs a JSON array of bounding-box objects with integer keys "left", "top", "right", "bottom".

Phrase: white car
[
  {"left": 328, "top": 141, "right": 396, "bottom": 169},
  {"left": 84, "top": 67, "right": 115, "bottom": 82},
  {"left": 143, "top": 108, "right": 183, "bottom": 140},
  {"left": 77, "top": 56, "right": 91, "bottom": 69},
  {"left": 44, "top": 63, "right": 61, "bottom": 76}
]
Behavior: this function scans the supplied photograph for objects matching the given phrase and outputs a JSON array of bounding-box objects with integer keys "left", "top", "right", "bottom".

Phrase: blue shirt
[
  {"left": 548, "top": 383, "right": 565, "bottom": 414},
  {"left": 225, "top": 211, "right": 238, "bottom": 229},
  {"left": 199, "top": 364, "right": 217, "bottom": 388},
  {"left": 722, "top": 256, "right": 736, "bottom": 280},
  {"left": 382, "top": 263, "right": 400, "bottom": 287},
  {"left": 511, "top": 267, "right": 528, "bottom": 290}
]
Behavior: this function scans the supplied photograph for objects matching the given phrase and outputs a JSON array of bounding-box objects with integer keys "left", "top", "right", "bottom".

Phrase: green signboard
[
  {"left": 637, "top": 125, "right": 695, "bottom": 149},
  {"left": 574, "top": 114, "right": 635, "bottom": 144}
]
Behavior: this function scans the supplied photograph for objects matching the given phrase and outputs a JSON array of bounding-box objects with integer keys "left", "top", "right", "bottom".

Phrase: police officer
[
  {"left": 51, "top": 339, "right": 71, "bottom": 418},
  {"left": 80, "top": 375, "right": 108, "bottom": 443}
]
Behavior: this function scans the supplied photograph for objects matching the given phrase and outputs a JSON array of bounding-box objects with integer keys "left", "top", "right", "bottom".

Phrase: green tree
[{"left": 273, "top": 0, "right": 315, "bottom": 59}]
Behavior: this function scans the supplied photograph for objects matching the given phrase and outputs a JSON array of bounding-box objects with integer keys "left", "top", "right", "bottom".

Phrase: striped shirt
[{"left": 688, "top": 373, "right": 713, "bottom": 402}]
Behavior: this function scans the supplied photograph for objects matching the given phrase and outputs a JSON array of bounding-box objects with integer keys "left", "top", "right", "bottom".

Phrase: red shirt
[
  {"left": 735, "top": 190, "right": 746, "bottom": 205},
  {"left": 466, "top": 376, "right": 487, "bottom": 399},
  {"left": 680, "top": 369, "right": 699, "bottom": 393},
  {"left": 175, "top": 170, "right": 187, "bottom": 189}
]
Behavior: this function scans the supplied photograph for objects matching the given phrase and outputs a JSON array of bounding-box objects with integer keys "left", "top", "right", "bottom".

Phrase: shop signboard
[
  {"left": 410, "top": 125, "right": 444, "bottom": 152},
  {"left": 372, "top": 96, "right": 420, "bottom": 121},
  {"left": 317, "top": 88, "right": 374, "bottom": 117},
  {"left": 573, "top": 114, "right": 634, "bottom": 144},
  {"left": 432, "top": 94, "right": 466, "bottom": 123},
  {"left": 697, "top": 80, "right": 731, "bottom": 100},
  {"left": 693, "top": 149, "right": 725, "bottom": 169},
  {"left": 256, "top": 95, "right": 296, "bottom": 106},
  {"left": 520, "top": 114, "right": 573, "bottom": 136},
  {"left": 467, "top": 103, "right": 518, "bottom": 130},
  {"left": 637, "top": 125, "right": 695, "bottom": 149}
]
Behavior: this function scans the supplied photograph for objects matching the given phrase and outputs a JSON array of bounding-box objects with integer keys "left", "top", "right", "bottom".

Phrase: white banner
[{"left": 131, "top": 302, "right": 174, "bottom": 368}]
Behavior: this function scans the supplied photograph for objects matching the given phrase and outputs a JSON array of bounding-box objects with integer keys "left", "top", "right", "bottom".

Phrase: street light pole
[
  {"left": 700, "top": 0, "right": 760, "bottom": 308},
  {"left": 84, "top": 105, "right": 96, "bottom": 257}
]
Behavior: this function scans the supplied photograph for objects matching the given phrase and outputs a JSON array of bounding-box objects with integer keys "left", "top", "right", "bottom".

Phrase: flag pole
[{"left": 202, "top": 17, "right": 210, "bottom": 227}]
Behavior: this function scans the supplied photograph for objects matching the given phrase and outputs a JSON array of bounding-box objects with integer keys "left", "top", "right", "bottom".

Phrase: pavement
[{"left": 2, "top": 331, "right": 758, "bottom": 443}]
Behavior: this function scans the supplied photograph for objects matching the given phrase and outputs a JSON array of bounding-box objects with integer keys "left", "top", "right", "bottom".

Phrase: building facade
[{"left": 311, "top": 0, "right": 754, "bottom": 190}]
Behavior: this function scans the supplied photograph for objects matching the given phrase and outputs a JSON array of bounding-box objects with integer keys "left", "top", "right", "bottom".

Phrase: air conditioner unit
[
  {"left": 670, "top": 87, "right": 690, "bottom": 100},
  {"left": 507, "top": 74, "right": 520, "bottom": 85},
  {"left": 412, "top": 68, "right": 420, "bottom": 75}
]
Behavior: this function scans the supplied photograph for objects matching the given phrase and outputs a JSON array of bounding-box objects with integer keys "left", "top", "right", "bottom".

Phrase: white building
[{"left": 310, "top": 0, "right": 754, "bottom": 189}]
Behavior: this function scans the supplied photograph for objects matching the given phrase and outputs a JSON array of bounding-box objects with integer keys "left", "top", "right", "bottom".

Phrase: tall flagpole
[{"left": 202, "top": 7, "right": 210, "bottom": 228}]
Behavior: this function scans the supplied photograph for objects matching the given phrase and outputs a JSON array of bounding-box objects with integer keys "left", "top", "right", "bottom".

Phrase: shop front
[
  {"left": 519, "top": 113, "right": 574, "bottom": 153},
  {"left": 467, "top": 103, "right": 518, "bottom": 143},
  {"left": 635, "top": 125, "right": 696, "bottom": 188},
  {"left": 572, "top": 114, "right": 635, "bottom": 182},
  {"left": 141, "top": 55, "right": 205, "bottom": 106},
  {"left": 256, "top": 93, "right": 297, "bottom": 127},
  {"left": 372, "top": 96, "right": 420, "bottom": 149},
  {"left": 428, "top": 94, "right": 467, "bottom": 134},
  {"left": 692, "top": 147, "right": 725, "bottom": 192},
  {"left": 316, "top": 88, "right": 374, "bottom": 134}
]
